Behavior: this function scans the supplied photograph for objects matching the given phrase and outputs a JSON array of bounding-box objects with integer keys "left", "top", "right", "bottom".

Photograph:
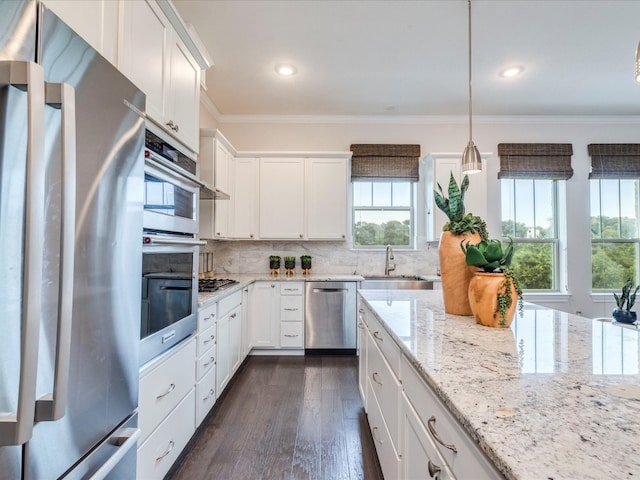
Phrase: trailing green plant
[
  {"left": 461, "top": 237, "right": 523, "bottom": 326},
  {"left": 434, "top": 172, "right": 488, "bottom": 240},
  {"left": 614, "top": 277, "right": 640, "bottom": 311}
]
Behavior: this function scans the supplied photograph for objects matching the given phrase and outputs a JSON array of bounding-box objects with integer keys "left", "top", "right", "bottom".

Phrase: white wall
[{"left": 207, "top": 114, "right": 640, "bottom": 318}]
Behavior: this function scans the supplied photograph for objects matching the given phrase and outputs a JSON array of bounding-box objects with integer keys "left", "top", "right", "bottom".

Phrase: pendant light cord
[{"left": 468, "top": 0, "right": 473, "bottom": 142}]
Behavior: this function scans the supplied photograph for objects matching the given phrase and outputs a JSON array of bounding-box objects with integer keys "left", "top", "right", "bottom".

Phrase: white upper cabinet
[
  {"left": 306, "top": 158, "right": 348, "bottom": 240},
  {"left": 231, "top": 157, "right": 258, "bottom": 239},
  {"left": 43, "top": 0, "right": 119, "bottom": 65},
  {"left": 119, "top": 0, "right": 200, "bottom": 153},
  {"left": 259, "top": 158, "right": 305, "bottom": 240}
]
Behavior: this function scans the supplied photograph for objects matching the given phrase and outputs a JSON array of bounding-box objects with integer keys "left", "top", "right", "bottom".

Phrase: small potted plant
[
  {"left": 612, "top": 278, "right": 639, "bottom": 324},
  {"left": 434, "top": 172, "right": 488, "bottom": 316},
  {"left": 461, "top": 237, "right": 523, "bottom": 328},
  {"left": 269, "top": 255, "right": 281, "bottom": 276},
  {"left": 300, "top": 255, "right": 312, "bottom": 274},
  {"left": 284, "top": 256, "right": 296, "bottom": 276}
]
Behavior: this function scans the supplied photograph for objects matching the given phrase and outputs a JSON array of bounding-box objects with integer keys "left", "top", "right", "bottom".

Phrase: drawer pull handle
[
  {"left": 428, "top": 460, "right": 442, "bottom": 478},
  {"left": 373, "top": 331, "right": 383, "bottom": 341},
  {"left": 358, "top": 321, "right": 365, "bottom": 329},
  {"left": 284, "top": 308, "right": 299, "bottom": 311},
  {"left": 427, "top": 416, "right": 457, "bottom": 453},
  {"left": 156, "top": 440, "right": 175, "bottom": 461},
  {"left": 372, "top": 426, "right": 383, "bottom": 444},
  {"left": 156, "top": 383, "right": 175, "bottom": 399},
  {"left": 372, "top": 372, "right": 383, "bottom": 385},
  {"left": 204, "top": 356, "right": 215, "bottom": 368},
  {"left": 284, "top": 334, "right": 299, "bottom": 338},
  {"left": 203, "top": 388, "right": 215, "bottom": 402},
  {"left": 284, "top": 288, "right": 297, "bottom": 291},
  {"left": 358, "top": 308, "right": 365, "bottom": 313},
  {"left": 203, "top": 334, "right": 215, "bottom": 344}
]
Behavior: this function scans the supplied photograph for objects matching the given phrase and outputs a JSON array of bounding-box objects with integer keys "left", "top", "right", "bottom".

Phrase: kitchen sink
[{"left": 360, "top": 275, "right": 433, "bottom": 290}]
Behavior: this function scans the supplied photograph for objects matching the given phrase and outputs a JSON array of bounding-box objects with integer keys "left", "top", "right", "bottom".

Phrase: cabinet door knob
[
  {"left": 271, "top": 284, "right": 276, "bottom": 288},
  {"left": 299, "top": 234, "right": 303, "bottom": 238},
  {"left": 250, "top": 234, "right": 254, "bottom": 238}
]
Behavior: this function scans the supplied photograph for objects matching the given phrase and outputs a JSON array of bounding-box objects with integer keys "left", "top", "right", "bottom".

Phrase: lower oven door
[{"left": 140, "top": 234, "right": 204, "bottom": 365}]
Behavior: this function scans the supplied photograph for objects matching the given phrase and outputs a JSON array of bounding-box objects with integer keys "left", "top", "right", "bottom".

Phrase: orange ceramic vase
[
  {"left": 439, "top": 231, "right": 481, "bottom": 315},
  {"left": 468, "top": 272, "right": 518, "bottom": 328}
]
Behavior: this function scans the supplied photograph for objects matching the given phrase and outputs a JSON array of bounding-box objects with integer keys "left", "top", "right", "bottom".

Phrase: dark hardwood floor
[{"left": 168, "top": 355, "right": 384, "bottom": 480}]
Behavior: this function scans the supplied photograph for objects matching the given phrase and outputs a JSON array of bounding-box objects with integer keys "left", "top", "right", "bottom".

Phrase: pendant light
[{"left": 461, "top": 0, "right": 482, "bottom": 174}]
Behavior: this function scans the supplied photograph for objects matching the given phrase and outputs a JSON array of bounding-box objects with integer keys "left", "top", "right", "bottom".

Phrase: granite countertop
[{"left": 358, "top": 289, "right": 640, "bottom": 480}]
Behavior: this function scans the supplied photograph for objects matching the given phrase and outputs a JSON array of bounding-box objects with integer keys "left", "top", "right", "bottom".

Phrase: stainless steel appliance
[
  {"left": 1, "top": 1, "right": 144, "bottom": 478},
  {"left": 198, "top": 278, "right": 240, "bottom": 292},
  {"left": 143, "top": 126, "right": 203, "bottom": 235},
  {"left": 140, "top": 233, "right": 203, "bottom": 365},
  {"left": 305, "top": 281, "right": 357, "bottom": 354}
]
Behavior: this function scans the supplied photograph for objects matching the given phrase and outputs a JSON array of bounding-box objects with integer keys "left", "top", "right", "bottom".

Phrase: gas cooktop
[{"left": 198, "top": 278, "right": 239, "bottom": 293}]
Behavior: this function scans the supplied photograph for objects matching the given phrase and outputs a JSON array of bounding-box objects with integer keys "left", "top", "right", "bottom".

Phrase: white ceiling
[{"left": 173, "top": 0, "right": 640, "bottom": 118}]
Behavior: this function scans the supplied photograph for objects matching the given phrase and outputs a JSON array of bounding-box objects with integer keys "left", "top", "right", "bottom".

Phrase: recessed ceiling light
[
  {"left": 275, "top": 64, "right": 297, "bottom": 76},
  {"left": 499, "top": 66, "right": 524, "bottom": 78}
]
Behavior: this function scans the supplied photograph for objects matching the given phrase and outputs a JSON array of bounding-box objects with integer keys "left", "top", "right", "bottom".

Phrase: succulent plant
[
  {"left": 460, "top": 238, "right": 514, "bottom": 272},
  {"left": 614, "top": 278, "right": 640, "bottom": 311},
  {"left": 434, "top": 172, "right": 488, "bottom": 240},
  {"left": 269, "top": 255, "right": 281, "bottom": 262},
  {"left": 284, "top": 256, "right": 296, "bottom": 262}
]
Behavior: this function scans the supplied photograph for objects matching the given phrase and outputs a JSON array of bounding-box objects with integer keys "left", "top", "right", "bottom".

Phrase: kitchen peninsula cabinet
[{"left": 119, "top": 0, "right": 201, "bottom": 153}]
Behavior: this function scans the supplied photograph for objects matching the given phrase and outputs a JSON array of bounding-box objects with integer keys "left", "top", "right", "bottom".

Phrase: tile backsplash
[{"left": 201, "top": 240, "right": 439, "bottom": 276}]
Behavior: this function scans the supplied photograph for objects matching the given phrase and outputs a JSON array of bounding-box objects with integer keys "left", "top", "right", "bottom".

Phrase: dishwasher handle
[{"left": 312, "top": 288, "right": 348, "bottom": 293}]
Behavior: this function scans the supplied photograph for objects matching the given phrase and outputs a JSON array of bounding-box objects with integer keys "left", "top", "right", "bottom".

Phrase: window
[
  {"left": 353, "top": 181, "right": 414, "bottom": 248},
  {"left": 590, "top": 179, "right": 639, "bottom": 290},
  {"left": 501, "top": 179, "right": 558, "bottom": 290}
]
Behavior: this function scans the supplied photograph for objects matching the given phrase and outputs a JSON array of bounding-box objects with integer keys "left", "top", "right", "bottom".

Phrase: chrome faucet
[{"left": 384, "top": 245, "right": 396, "bottom": 276}]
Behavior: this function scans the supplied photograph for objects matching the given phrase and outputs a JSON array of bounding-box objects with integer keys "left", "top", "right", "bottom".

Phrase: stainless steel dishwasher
[{"left": 305, "top": 281, "right": 357, "bottom": 354}]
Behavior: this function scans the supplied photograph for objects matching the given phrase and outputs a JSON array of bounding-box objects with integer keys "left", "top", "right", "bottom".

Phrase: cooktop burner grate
[{"left": 198, "top": 278, "right": 239, "bottom": 293}]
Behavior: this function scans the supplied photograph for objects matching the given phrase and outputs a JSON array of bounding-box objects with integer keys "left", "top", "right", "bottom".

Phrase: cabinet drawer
[
  {"left": 280, "top": 295, "right": 304, "bottom": 321},
  {"left": 139, "top": 339, "right": 195, "bottom": 442},
  {"left": 195, "top": 367, "right": 216, "bottom": 427},
  {"left": 401, "top": 356, "right": 500, "bottom": 479},
  {"left": 280, "top": 282, "right": 304, "bottom": 295},
  {"left": 367, "top": 309, "right": 401, "bottom": 379},
  {"left": 280, "top": 322, "right": 304, "bottom": 348},
  {"left": 197, "top": 325, "right": 216, "bottom": 357},
  {"left": 137, "top": 389, "right": 195, "bottom": 480},
  {"left": 198, "top": 302, "right": 217, "bottom": 332},
  {"left": 367, "top": 332, "right": 401, "bottom": 450},
  {"left": 197, "top": 347, "right": 216, "bottom": 380},
  {"left": 366, "top": 376, "right": 400, "bottom": 480},
  {"left": 219, "top": 289, "right": 242, "bottom": 317}
]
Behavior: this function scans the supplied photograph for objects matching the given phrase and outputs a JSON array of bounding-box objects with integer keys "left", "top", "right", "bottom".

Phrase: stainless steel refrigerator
[{"left": 0, "top": 1, "right": 145, "bottom": 478}]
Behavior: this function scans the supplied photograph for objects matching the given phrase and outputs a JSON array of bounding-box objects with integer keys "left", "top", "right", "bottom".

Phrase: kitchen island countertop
[{"left": 358, "top": 289, "right": 640, "bottom": 480}]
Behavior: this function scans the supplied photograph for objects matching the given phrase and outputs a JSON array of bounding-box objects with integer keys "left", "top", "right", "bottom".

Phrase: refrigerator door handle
[
  {"left": 87, "top": 427, "right": 141, "bottom": 480},
  {"left": 35, "top": 82, "right": 77, "bottom": 422},
  {"left": 0, "top": 61, "right": 46, "bottom": 446}
]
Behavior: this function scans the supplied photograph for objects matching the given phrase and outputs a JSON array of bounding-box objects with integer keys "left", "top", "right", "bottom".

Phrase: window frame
[
  {"left": 351, "top": 180, "right": 416, "bottom": 250},
  {"left": 501, "top": 178, "right": 561, "bottom": 292}
]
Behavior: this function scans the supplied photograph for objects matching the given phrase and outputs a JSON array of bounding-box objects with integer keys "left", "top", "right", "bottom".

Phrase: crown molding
[
  {"left": 200, "top": 93, "right": 222, "bottom": 123},
  {"left": 211, "top": 113, "right": 640, "bottom": 126}
]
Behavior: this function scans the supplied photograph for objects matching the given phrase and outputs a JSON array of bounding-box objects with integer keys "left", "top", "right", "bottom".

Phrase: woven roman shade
[
  {"left": 497, "top": 143, "right": 574, "bottom": 179},
  {"left": 350, "top": 144, "right": 421, "bottom": 181},
  {"left": 588, "top": 144, "right": 640, "bottom": 179}
]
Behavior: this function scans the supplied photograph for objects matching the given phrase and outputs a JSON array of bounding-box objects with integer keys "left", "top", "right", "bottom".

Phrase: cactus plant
[
  {"left": 434, "top": 172, "right": 488, "bottom": 240},
  {"left": 614, "top": 278, "right": 640, "bottom": 311},
  {"left": 460, "top": 237, "right": 514, "bottom": 272}
]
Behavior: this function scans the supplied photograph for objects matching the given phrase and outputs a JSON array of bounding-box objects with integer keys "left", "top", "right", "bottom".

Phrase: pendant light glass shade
[
  {"left": 635, "top": 41, "right": 640, "bottom": 83},
  {"left": 461, "top": 0, "right": 481, "bottom": 174}
]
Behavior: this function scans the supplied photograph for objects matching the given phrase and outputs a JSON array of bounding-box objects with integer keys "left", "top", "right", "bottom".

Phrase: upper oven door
[{"left": 144, "top": 157, "right": 200, "bottom": 235}]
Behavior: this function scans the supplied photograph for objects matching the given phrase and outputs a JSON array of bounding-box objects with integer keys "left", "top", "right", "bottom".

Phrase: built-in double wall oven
[{"left": 140, "top": 126, "right": 205, "bottom": 365}]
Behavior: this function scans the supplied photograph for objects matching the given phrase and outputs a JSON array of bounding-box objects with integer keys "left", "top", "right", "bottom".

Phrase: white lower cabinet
[
  {"left": 195, "top": 366, "right": 217, "bottom": 427},
  {"left": 216, "top": 291, "right": 243, "bottom": 397},
  {"left": 247, "top": 282, "right": 279, "bottom": 348},
  {"left": 358, "top": 300, "right": 501, "bottom": 480},
  {"left": 138, "top": 338, "right": 196, "bottom": 479},
  {"left": 280, "top": 321, "right": 304, "bottom": 348},
  {"left": 401, "top": 393, "right": 454, "bottom": 480},
  {"left": 137, "top": 389, "right": 196, "bottom": 480}
]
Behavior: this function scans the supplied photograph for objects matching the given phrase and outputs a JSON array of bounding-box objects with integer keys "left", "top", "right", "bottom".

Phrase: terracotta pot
[
  {"left": 438, "top": 231, "right": 481, "bottom": 315},
  {"left": 468, "top": 271, "right": 517, "bottom": 328}
]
